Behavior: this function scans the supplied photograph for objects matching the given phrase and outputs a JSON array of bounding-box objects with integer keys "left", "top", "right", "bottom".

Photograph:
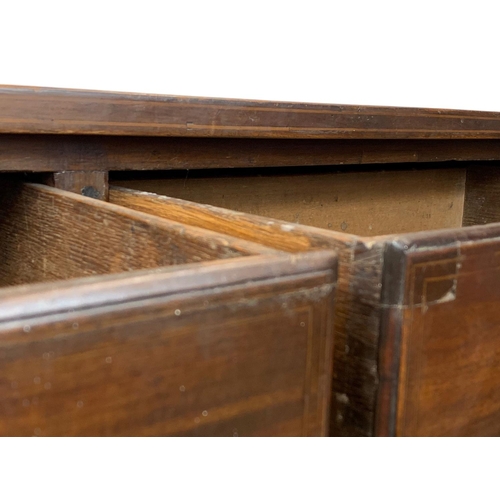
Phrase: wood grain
[
  {"left": 112, "top": 167, "right": 466, "bottom": 236},
  {"left": 109, "top": 186, "right": 346, "bottom": 252},
  {"left": 3, "top": 136, "right": 500, "bottom": 172},
  {"left": 3, "top": 85, "right": 500, "bottom": 437},
  {"left": 0, "top": 252, "right": 336, "bottom": 437},
  {"left": 2, "top": 85, "right": 500, "bottom": 139},
  {"left": 109, "top": 186, "right": 386, "bottom": 436},
  {"left": 47, "top": 171, "right": 109, "bottom": 201},
  {"left": 0, "top": 182, "right": 279, "bottom": 288},
  {"left": 113, "top": 184, "right": 500, "bottom": 436},
  {"left": 377, "top": 225, "right": 500, "bottom": 436}
]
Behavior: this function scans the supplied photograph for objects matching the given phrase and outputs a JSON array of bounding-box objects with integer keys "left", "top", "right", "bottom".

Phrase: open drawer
[
  {"left": 0, "top": 182, "right": 337, "bottom": 436},
  {"left": 0, "top": 181, "right": 281, "bottom": 287},
  {"left": 111, "top": 164, "right": 500, "bottom": 437}
]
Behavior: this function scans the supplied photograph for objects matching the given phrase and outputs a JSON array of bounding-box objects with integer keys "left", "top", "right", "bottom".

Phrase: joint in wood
[{"left": 43, "top": 171, "right": 109, "bottom": 201}]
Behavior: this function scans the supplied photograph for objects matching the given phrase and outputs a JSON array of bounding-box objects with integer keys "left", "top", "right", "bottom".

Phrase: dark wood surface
[
  {"left": 3, "top": 85, "right": 500, "bottom": 437},
  {"left": 463, "top": 165, "right": 500, "bottom": 226},
  {"left": 109, "top": 186, "right": 385, "bottom": 436},
  {"left": 2, "top": 86, "right": 500, "bottom": 139},
  {"left": 0, "top": 251, "right": 336, "bottom": 436},
  {"left": 2, "top": 86, "right": 500, "bottom": 174},
  {"left": 47, "top": 171, "right": 109, "bottom": 201},
  {"left": 0, "top": 182, "right": 279, "bottom": 288},
  {"left": 3, "top": 135, "right": 500, "bottom": 172},
  {"left": 377, "top": 225, "right": 500, "bottom": 436},
  {"left": 111, "top": 185, "right": 500, "bottom": 437}
]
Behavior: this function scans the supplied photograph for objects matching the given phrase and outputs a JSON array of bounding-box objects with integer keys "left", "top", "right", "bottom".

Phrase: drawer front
[
  {"left": 5, "top": 85, "right": 500, "bottom": 438},
  {"left": 0, "top": 252, "right": 336, "bottom": 436},
  {"left": 109, "top": 185, "right": 500, "bottom": 437},
  {"left": 0, "top": 181, "right": 336, "bottom": 436},
  {"left": 108, "top": 185, "right": 381, "bottom": 437},
  {"left": 378, "top": 229, "right": 500, "bottom": 436}
]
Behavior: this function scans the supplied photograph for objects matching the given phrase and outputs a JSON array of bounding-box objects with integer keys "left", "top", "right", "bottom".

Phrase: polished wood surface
[
  {"left": 109, "top": 186, "right": 385, "bottom": 436},
  {"left": 0, "top": 251, "right": 336, "bottom": 436},
  {"left": 112, "top": 184, "right": 500, "bottom": 436},
  {"left": 2, "top": 86, "right": 500, "bottom": 139},
  {"left": 2, "top": 86, "right": 500, "bottom": 175},
  {"left": 2, "top": 85, "right": 500, "bottom": 437},
  {"left": 377, "top": 225, "right": 500, "bottom": 436}
]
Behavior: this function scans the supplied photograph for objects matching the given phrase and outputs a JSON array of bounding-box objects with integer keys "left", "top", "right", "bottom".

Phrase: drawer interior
[
  {"left": 111, "top": 162, "right": 500, "bottom": 237},
  {"left": 0, "top": 181, "right": 278, "bottom": 288}
]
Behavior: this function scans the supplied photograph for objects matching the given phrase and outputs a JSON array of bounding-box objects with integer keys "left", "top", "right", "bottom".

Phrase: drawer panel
[
  {"left": 110, "top": 184, "right": 500, "bottom": 436},
  {"left": 0, "top": 182, "right": 279, "bottom": 288},
  {"left": 5, "top": 85, "right": 500, "bottom": 438},
  {"left": 0, "top": 252, "right": 336, "bottom": 436},
  {"left": 378, "top": 230, "right": 500, "bottom": 436},
  {"left": 109, "top": 185, "right": 379, "bottom": 436},
  {"left": 0, "top": 181, "right": 336, "bottom": 436}
]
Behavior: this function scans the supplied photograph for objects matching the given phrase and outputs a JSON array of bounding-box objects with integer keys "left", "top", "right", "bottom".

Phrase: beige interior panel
[{"left": 112, "top": 168, "right": 466, "bottom": 236}]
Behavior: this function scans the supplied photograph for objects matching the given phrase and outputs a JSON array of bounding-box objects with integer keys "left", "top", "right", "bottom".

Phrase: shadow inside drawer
[{"left": 0, "top": 181, "right": 279, "bottom": 288}]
